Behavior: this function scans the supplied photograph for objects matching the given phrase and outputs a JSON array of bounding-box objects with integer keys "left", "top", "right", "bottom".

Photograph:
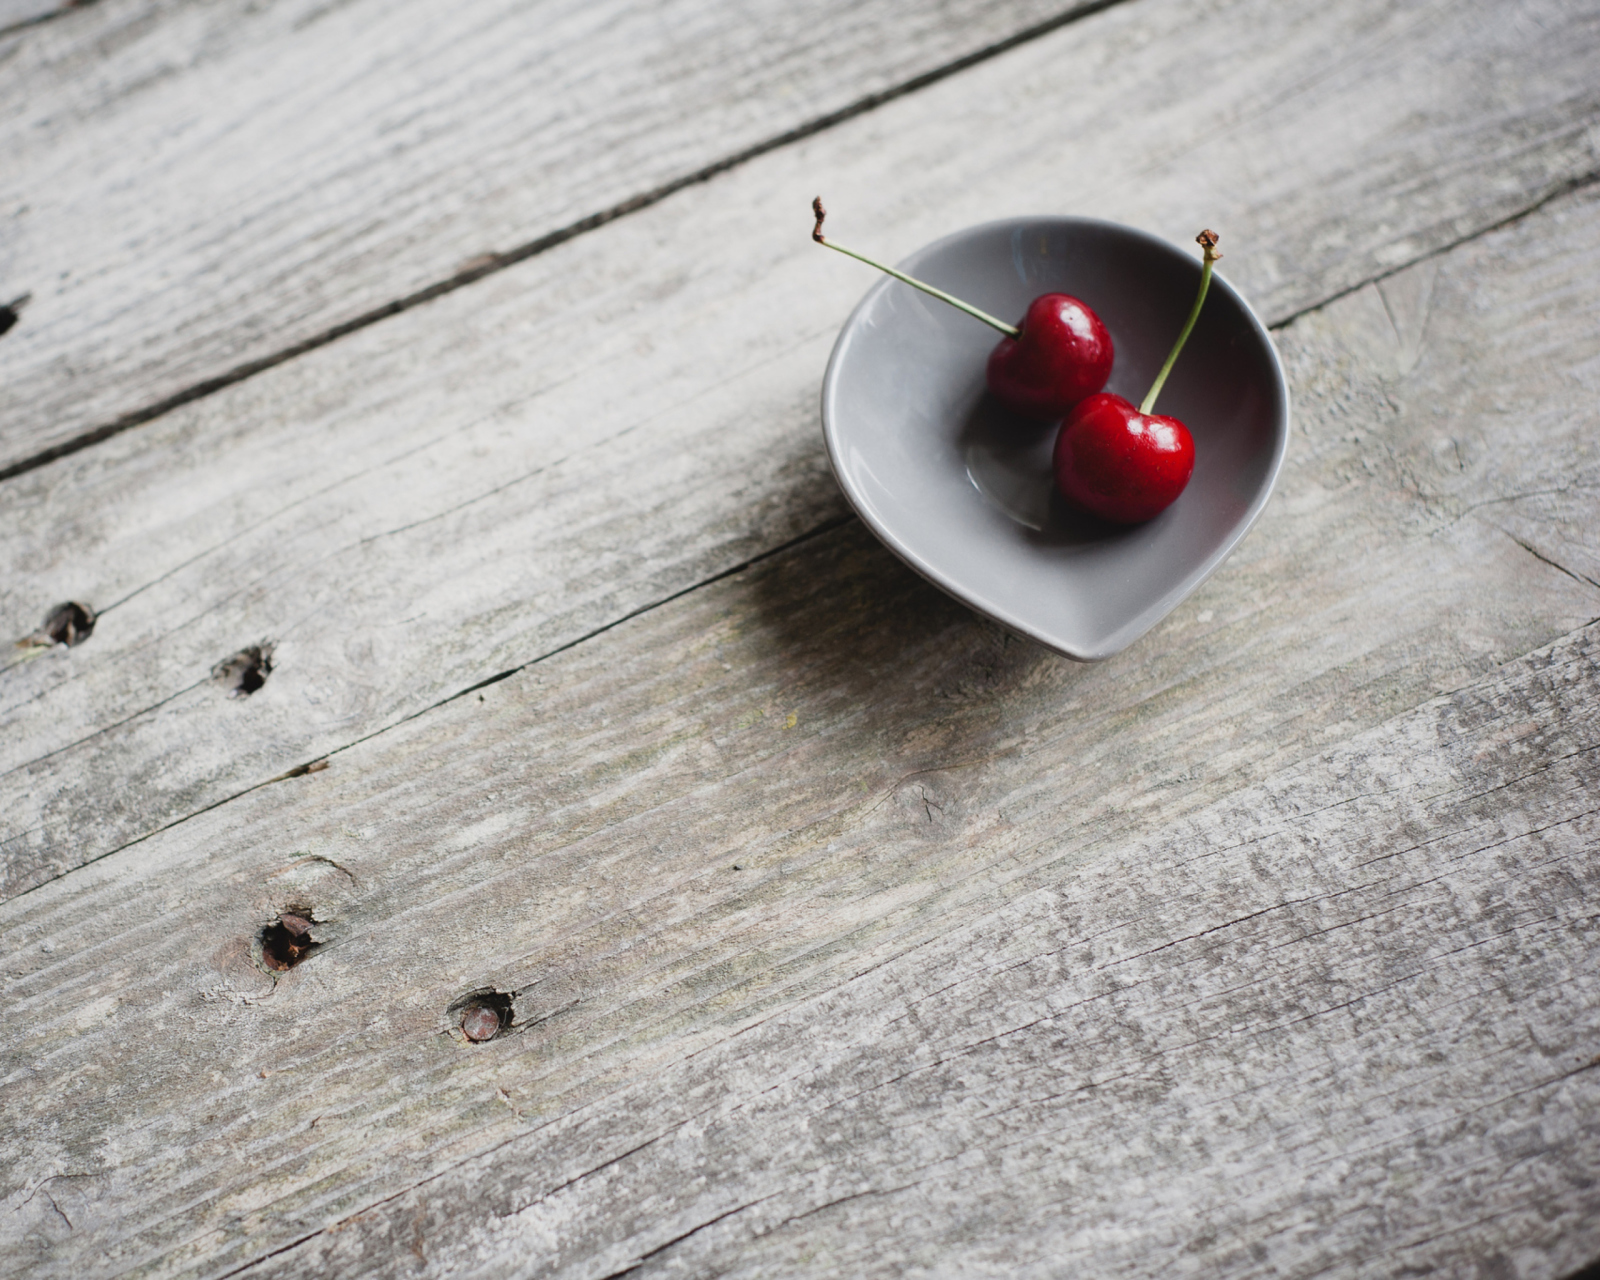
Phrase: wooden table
[{"left": 3, "top": 0, "right": 1598, "bottom": 1274}]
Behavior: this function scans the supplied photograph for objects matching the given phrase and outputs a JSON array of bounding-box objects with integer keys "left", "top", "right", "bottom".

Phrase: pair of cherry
[{"left": 814, "top": 200, "right": 1221, "bottom": 525}]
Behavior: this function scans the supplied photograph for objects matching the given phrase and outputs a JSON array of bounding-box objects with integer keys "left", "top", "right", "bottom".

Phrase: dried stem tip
[
  {"left": 808, "top": 196, "right": 1018, "bottom": 337},
  {"left": 1140, "top": 227, "right": 1224, "bottom": 415}
]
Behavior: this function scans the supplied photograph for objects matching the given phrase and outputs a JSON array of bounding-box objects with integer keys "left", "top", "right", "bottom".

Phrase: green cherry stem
[
  {"left": 1140, "top": 229, "right": 1222, "bottom": 415},
  {"left": 812, "top": 197, "right": 1019, "bottom": 338}
]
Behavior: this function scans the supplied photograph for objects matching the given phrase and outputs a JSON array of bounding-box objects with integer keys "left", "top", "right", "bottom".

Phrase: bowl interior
[{"left": 821, "top": 217, "right": 1289, "bottom": 660}]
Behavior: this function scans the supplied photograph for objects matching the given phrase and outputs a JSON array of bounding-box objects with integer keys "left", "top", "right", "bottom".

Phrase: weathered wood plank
[
  {"left": 247, "top": 625, "right": 1600, "bottom": 1279},
  {"left": 0, "top": 0, "right": 1088, "bottom": 472},
  {"left": 3, "top": 182, "right": 1600, "bottom": 1275},
  {"left": 2, "top": 561, "right": 1595, "bottom": 1275},
  {"left": 4, "top": 0, "right": 1598, "bottom": 893}
]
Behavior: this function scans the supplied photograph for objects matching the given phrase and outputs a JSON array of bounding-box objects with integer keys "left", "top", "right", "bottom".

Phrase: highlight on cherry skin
[{"left": 811, "top": 198, "right": 1112, "bottom": 420}]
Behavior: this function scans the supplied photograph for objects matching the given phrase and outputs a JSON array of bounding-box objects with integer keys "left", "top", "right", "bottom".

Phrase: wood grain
[
  {"left": 4, "top": 0, "right": 1598, "bottom": 894},
  {"left": 2, "top": 547, "right": 1595, "bottom": 1277},
  {"left": 246, "top": 624, "right": 1600, "bottom": 1280},
  {"left": 0, "top": 0, "right": 1090, "bottom": 471},
  {"left": 2, "top": 186, "right": 1598, "bottom": 1277}
]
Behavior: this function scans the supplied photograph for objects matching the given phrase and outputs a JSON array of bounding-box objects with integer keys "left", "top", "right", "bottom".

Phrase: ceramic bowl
[{"left": 820, "top": 216, "right": 1289, "bottom": 661}]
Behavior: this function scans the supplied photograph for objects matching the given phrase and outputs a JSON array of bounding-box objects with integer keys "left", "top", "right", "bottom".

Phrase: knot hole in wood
[
  {"left": 260, "top": 909, "right": 319, "bottom": 972},
  {"left": 213, "top": 642, "right": 274, "bottom": 696},
  {"left": 0, "top": 293, "right": 28, "bottom": 338},
  {"left": 18, "top": 601, "right": 96, "bottom": 648}
]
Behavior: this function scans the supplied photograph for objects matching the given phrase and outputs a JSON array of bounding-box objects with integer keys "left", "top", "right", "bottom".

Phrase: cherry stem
[
  {"left": 1140, "top": 229, "right": 1222, "bottom": 415},
  {"left": 812, "top": 198, "right": 1019, "bottom": 338}
]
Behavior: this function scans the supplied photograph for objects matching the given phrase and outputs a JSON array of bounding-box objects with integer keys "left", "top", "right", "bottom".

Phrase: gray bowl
[{"left": 820, "top": 216, "right": 1290, "bottom": 661}]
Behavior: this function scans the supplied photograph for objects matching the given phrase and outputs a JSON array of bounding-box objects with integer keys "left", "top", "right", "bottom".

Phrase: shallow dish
[{"left": 820, "top": 216, "right": 1289, "bottom": 661}]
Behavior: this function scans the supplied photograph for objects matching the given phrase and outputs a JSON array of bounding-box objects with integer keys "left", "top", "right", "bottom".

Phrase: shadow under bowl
[{"left": 821, "top": 216, "right": 1290, "bottom": 661}]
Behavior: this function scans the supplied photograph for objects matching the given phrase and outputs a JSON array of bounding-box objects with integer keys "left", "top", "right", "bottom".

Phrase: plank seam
[
  {"left": 0, "top": 0, "right": 1131, "bottom": 486},
  {"left": 0, "top": 0, "right": 82, "bottom": 41},
  {"left": 1267, "top": 167, "right": 1600, "bottom": 332}
]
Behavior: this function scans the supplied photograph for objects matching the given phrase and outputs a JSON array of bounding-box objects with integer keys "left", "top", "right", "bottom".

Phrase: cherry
[
  {"left": 1053, "top": 394, "right": 1195, "bottom": 524},
  {"left": 1053, "top": 230, "right": 1222, "bottom": 525},
  {"left": 986, "top": 294, "right": 1113, "bottom": 420},
  {"left": 812, "top": 198, "right": 1111, "bottom": 419}
]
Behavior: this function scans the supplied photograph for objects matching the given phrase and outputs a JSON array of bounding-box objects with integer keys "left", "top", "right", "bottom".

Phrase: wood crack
[
  {"left": 631, "top": 1193, "right": 781, "bottom": 1265},
  {"left": 1505, "top": 531, "right": 1600, "bottom": 592},
  {"left": 764, "top": 1179, "right": 927, "bottom": 1231}
]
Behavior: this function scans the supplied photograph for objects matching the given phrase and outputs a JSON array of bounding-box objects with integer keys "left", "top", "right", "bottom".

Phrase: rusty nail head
[{"left": 461, "top": 1005, "right": 501, "bottom": 1042}]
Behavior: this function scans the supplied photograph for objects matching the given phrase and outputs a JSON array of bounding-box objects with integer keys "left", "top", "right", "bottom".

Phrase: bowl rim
[{"left": 819, "top": 214, "right": 1292, "bottom": 661}]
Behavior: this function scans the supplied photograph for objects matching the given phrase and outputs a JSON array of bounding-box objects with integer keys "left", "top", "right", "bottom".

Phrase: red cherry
[
  {"left": 1053, "top": 393, "right": 1195, "bottom": 524},
  {"left": 809, "top": 203, "right": 1222, "bottom": 527},
  {"left": 811, "top": 199, "right": 1110, "bottom": 419},
  {"left": 1052, "top": 229, "right": 1224, "bottom": 525},
  {"left": 984, "top": 294, "right": 1113, "bottom": 419}
]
